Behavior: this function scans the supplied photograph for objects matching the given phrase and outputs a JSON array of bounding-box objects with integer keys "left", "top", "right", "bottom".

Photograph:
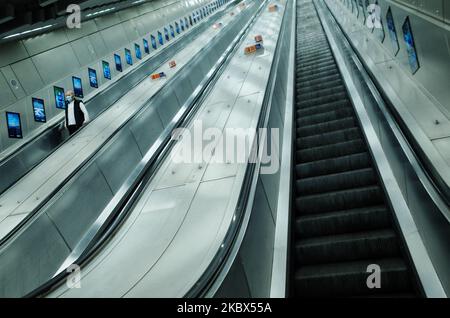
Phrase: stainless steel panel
[
  {"left": 65, "top": 20, "right": 99, "bottom": 42},
  {"left": 445, "top": 0, "right": 450, "bottom": 23},
  {"left": 155, "top": 86, "right": 182, "bottom": 126},
  {"left": 0, "top": 213, "right": 70, "bottom": 297},
  {"left": 173, "top": 73, "right": 194, "bottom": 107},
  {"left": 96, "top": 130, "right": 143, "bottom": 194},
  {"left": 129, "top": 106, "right": 165, "bottom": 154},
  {"left": 88, "top": 32, "right": 110, "bottom": 58},
  {"left": 22, "top": 29, "right": 69, "bottom": 56},
  {"left": 215, "top": 255, "right": 251, "bottom": 297},
  {"left": 46, "top": 163, "right": 114, "bottom": 249},
  {"left": 0, "top": 41, "right": 29, "bottom": 68},
  {"left": 71, "top": 37, "right": 98, "bottom": 66},
  {"left": 31, "top": 44, "right": 80, "bottom": 84},
  {"left": 187, "top": 60, "right": 205, "bottom": 90},
  {"left": 10, "top": 59, "right": 45, "bottom": 95},
  {"left": 239, "top": 180, "right": 275, "bottom": 297},
  {"left": 100, "top": 24, "right": 129, "bottom": 52},
  {"left": 1, "top": 66, "right": 26, "bottom": 100},
  {"left": 121, "top": 20, "right": 141, "bottom": 42},
  {"left": 0, "top": 72, "right": 16, "bottom": 108}
]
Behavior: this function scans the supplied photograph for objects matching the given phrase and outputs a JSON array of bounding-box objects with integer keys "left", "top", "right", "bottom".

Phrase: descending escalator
[{"left": 292, "top": 0, "right": 420, "bottom": 297}]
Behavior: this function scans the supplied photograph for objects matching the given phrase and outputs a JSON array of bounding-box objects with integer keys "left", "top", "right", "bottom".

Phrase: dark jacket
[{"left": 65, "top": 99, "right": 85, "bottom": 127}]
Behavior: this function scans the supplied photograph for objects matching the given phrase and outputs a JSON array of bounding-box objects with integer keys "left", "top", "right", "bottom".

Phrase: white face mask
[{"left": 66, "top": 95, "right": 73, "bottom": 103}]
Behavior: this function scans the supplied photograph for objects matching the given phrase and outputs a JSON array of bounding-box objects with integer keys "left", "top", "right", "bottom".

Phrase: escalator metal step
[
  {"left": 295, "top": 205, "right": 391, "bottom": 238},
  {"left": 296, "top": 99, "right": 351, "bottom": 117},
  {"left": 297, "top": 92, "right": 348, "bottom": 108},
  {"left": 295, "top": 185, "right": 384, "bottom": 215},
  {"left": 296, "top": 68, "right": 340, "bottom": 83},
  {"left": 295, "top": 229, "right": 399, "bottom": 265},
  {"left": 295, "top": 167, "right": 377, "bottom": 195},
  {"left": 297, "top": 107, "right": 354, "bottom": 126},
  {"left": 295, "top": 152, "right": 371, "bottom": 178},
  {"left": 297, "top": 117, "right": 357, "bottom": 138},
  {"left": 296, "top": 127, "right": 361, "bottom": 149},
  {"left": 298, "top": 78, "right": 342, "bottom": 93},
  {"left": 294, "top": 258, "right": 412, "bottom": 297},
  {"left": 297, "top": 85, "right": 346, "bottom": 101},
  {"left": 296, "top": 139, "right": 365, "bottom": 163}
]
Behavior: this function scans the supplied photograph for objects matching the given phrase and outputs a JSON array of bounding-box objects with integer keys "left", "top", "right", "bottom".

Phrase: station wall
[{"left": 0, "top": 0, "right": 211, "bottom": 153}]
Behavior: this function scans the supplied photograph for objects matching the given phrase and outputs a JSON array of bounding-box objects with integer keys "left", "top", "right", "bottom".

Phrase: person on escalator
[{"left": 65, "top": 90, "right": 90, "bottom": 135}]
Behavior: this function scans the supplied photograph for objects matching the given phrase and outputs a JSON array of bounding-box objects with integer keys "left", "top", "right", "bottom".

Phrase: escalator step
[
  {"left": 297, "top": 68, "right": 340, "bottom": 83},
  {"left": 298, "top": 78, "right": 342, "bottom": 93},
  {"left": 299, "top": 59, "right": 336, "bottom": 72},
  {"left": 297, "top": 127, "right": 360, "bottom": 149},
  {"left": 296, "top": 139, "right": 365, "bottom": 163},
  {"left": 298, "top": 52, "right": 333, "bottom": 65},
  {"left": 297, "top": 85, "right": 346, "bottom": 101},
  {"left": 295, "top": 229, "right": 399, "bottom": 265},
  {"left": 295, "top": 185, "right": 384, "bottom": 215},
  {"left": 297, "top": 107, "right": 354, "bottom": 126},
  {"left": 295, "top": 205, "right": 391, "bottom": 238},
  {"left": 299, "top": 64, "right": 337, "bottom": 78},
  {"left": 298, "top": 55, "right": 335, "bottom": 68},
  {"left": 295, "top": 152, "right": 371, "bottom": 178},
  {"left": 297, "top": 99, "right": 351, "bottom": 117},
  {"left": 297, "top": 117, "right": 356, "bottom": 138},
  {"left": 297, "top": 92, "right": 347, "bottom": 108},
  {"left": 294, "top": 258, "right": 412, "bottom": 297},
  {"left": 295, "top": 168, "right": 377, "bottom": 195}
]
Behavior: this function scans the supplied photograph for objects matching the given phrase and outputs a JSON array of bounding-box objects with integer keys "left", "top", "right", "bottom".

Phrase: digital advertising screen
[
  {"left": 135, "top": 43, "right": 142, "bottom": 60},
  {"left": 164, "top": 27, "right": 170, "bottom": 41},
  {"left": 6, "top": 112, "right": 22, "bottom": 139},
  {"left": 72, "top": 76, "right": 84, "bottom": 98},
  {"left": 32, "top": 97, "right": 46, "bottom": 123},
  {"left": 125, "top": 48, "right": 133, "bottom": 65},
  {"left": 158, "top": 31, "right": 164, "bottom": 46},
  {"left": 114, "top": 54, "right": 123, "bottom": 72},
  {"left": 185, "top": 17, "right": 189, "bottom": 29},
  {"left": 54, "top": 86, "right": 65, "bottom": 109},
  {"left": 180, "top": 19, "right": 185, "bottom": 31},
  {"left": 386, "top": 7, "right": 400, "bottom": 55},
  {"left": 175, "top": 22, "right": 180, "bottom": 34},
  {"left": 88, "top": 68, "right": 98, "bottom": 88},
  {"left": 170, "top": 25, "right": 175, "bottom": 38},
  {"left": 193, "top": 13, "right": 196, "bottom": 24},
  {"left": 189, "top": 16, "right": 193, "bottom": 26},
  {"left": 143, "top": 39, "right": 150, "bottom": 54},
  {"left": 102, "top": 61, "right": 111, "bottom": 80},
  {"left": 402, "top": 16, "right": 420, "bottom": 74},
  {"left": 151, "top": 35, "right": 157, "bottom": 49}
]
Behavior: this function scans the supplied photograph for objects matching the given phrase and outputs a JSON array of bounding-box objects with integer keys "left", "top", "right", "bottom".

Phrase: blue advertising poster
[
  {"left": 135, "top": 43, "right": 142, "bottom": 60},
  {"left": 193, "top": 13, "right": 196, "bottom": 23},
  {"left": 402, "top": 16, "right": 420, "bottom": 74},
  {"left": 6, "top": 112, "right": 22, "bottom": 138},
  {"left": 189, "top": 16, "right": 193, "bottom": 26},
  {"left": 170, "top": 25, "right": 175, "bottom": 38},
  {"left": 185, "top": 17, "right": 189, "bottom": 29},
  {"left": 386, "top": 7, "right": 400, "bottom": 55},
  {"left": 72, "top": 76, "right": 84, "bottom": 98},
  {"left": 143, "top": 39, "right": 150, "bottom": 54},
  {"left": 180, "top": 19, "right": 185, "bottom": 31},
  {"left": 32, "top": 97, "right": 46, "bottom": 122},
  {"left": 114, "top": 54, "right": 123, "bottom": 72},
  {"left": 151, "top": 35, "right": 157, "bottom": 49},
  {"left": 125, "top": 48, "right": 133, "bottom": 65},
  {"left": 54, "top": 86, "right": 65, "bottom": 109},
  {"left": 88, "top": 68, "right": 98, "bottom": 88},
  {"left": 175, "top": 22, "right": 180, "bottom": 34},
  {"left": 102, "top": 61, "right": 111, "bottom": 80},
  {"left": 158, "top": 31, "right": 164, "bottom": 46},
  {"left": 164, "top": 27, "right": 170, "bottom": 41}
]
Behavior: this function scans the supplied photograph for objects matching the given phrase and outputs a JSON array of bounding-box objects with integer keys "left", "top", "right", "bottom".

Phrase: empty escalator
[{"left": 292, "top": 0, "right": 419, "bottom": 298}]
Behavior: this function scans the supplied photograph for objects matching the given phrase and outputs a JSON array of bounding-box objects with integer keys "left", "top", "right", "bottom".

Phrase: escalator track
[{"left": 292, "top": 0, "right": 420, "bottom": 298}]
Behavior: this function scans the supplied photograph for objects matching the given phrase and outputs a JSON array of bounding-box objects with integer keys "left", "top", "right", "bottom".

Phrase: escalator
[{"left": 292, "top": 0, "right": 420, "bottom": 297}]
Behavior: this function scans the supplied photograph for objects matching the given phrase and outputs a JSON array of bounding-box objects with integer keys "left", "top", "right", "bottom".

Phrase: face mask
[{"left": 66, "top": 96, "right": 73, "bottom": 103}]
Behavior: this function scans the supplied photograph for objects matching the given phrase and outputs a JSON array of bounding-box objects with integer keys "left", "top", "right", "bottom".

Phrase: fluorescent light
[
  {"left": 133, "top": 0, "right": 146, "bottom": 4},
  {"left": 3, "top": 24, "right": 54, "bottom": 39},
  {"left": 86, "top": 7, "right": 116, "bottom": 18}
]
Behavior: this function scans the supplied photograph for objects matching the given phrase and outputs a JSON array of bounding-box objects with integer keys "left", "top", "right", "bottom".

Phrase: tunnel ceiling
[{"left": 0, "top": 0, "right": 154, "bottom": 42}]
